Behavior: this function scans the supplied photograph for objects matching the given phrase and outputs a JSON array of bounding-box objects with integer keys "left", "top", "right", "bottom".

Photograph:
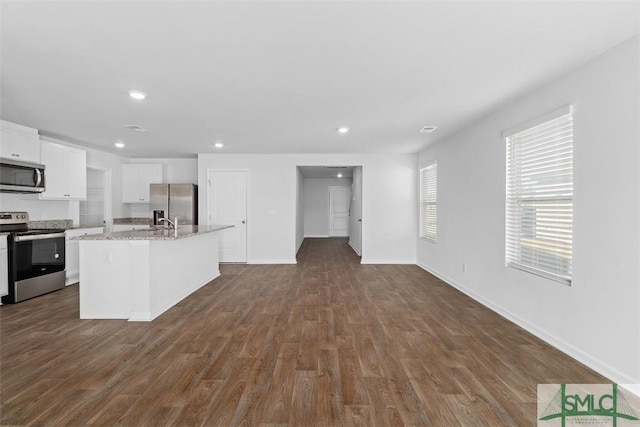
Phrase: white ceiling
[{"left": 1, "top": 1, "right": 638, "bottom": 158}]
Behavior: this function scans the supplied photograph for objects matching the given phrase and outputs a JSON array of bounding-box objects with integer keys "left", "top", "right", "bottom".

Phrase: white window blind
[
  {"left": 505, "top": 109, "right": 573, "bottom": 284},
  {"left": 420, "top": 162, "right": 437, "bottom": 243}
]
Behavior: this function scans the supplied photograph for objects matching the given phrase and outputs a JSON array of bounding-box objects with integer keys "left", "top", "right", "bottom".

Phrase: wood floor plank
[
  {"left": 288, "top": 370, "right": 317, "bottom": 427},
  {"left": 0, "top": 237, "right": 610, "bottom": 426},
  {"left": 318, "top": 349, "right": 347, "bottom": 426}
]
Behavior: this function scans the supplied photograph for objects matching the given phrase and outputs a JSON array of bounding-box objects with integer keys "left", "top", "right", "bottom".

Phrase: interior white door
[
  {"left": 329, "top": 186, "right": 351, "bottom": 237},
  {"left": 207, "top": 170, "right": 247, "bottom": 262}
]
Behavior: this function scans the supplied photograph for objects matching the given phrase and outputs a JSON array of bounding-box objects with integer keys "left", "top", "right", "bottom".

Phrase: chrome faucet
[{"left": 158, "top": 217, "right": 177, "bottom": 229}]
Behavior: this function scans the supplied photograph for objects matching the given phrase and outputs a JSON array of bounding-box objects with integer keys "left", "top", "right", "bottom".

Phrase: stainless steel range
[{"left": 0, "top": 212, "right": 66, "bottom": 303}]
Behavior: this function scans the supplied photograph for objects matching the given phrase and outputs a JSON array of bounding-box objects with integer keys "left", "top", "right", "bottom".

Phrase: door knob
[{"left": 241, "top": 220, "right": 246, "bottom": 224}]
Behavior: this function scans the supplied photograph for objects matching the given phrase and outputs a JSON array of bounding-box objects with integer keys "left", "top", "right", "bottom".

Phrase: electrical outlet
[
  {"left": 462, "top": 263, "right": 467, "bottom": 273},
  {"left": 103, "top": 252, "right": 112, "bottom": 264}
]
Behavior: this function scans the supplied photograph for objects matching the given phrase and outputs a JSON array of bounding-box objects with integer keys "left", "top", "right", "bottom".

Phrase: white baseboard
[
  {"left": 248, "top": 259, "right": 297, "bottom": 265},
  {"left": 304, "top": 234, "right": 329, "bottom": 238},
  {"left": 348, "top": 241, "right": 361, "bottom": 256},
  {"left": 361, "top": 258, "right": 415, "bottom": 265},
  {"left": 416, "top": 262, "right": 640, "bottom": 395}
]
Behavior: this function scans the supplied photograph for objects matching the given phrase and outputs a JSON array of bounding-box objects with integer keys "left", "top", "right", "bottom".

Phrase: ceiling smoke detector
[
  {"left": 124, "top": 124, "right": 148, "bottom": 132},
  {"left": 418, "top": 126, "right": 438, "bottom": 134}
]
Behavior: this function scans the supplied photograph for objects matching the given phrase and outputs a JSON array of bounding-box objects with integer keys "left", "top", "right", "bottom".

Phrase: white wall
[
  {"left": 295, "top": 167, "right": 304, "bottom": 253},
  {"left": 198, "top": 153, "right": 417, "bottom": 264},
  {"left": 0, "top": 193, "right": 74, "bottom": 221},
  {"left": 303, "top": 178, "right": 352, "bottom": 238},
  {"left": 417, "top": 35, "right": 640, "bottom": 388}
]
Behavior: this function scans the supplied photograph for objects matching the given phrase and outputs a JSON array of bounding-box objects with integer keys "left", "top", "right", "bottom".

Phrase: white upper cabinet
[
  {"left": 122, "top": 164, "right": 163, "bottom": 203},
  {"left": 39, "top": 141, "right": 87, "bottom": 200},
  {"left": 0, "top": 120, "right": 41, "bottom": 163}
]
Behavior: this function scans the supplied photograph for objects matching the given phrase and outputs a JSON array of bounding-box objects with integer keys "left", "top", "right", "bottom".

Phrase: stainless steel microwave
[{"left": 0, "top": 159, "right": 46, "bottom": 193}]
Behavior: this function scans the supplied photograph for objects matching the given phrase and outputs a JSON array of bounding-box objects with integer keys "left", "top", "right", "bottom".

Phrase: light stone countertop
[
  {"left": 112, "top": 217, "right": 152, "bottom": 226},
  {"left": 73, "top": 225, "right": 233, "bottom": 241},
  {"left": 27, "top": 219, "right": 73, "bottom": 230}
]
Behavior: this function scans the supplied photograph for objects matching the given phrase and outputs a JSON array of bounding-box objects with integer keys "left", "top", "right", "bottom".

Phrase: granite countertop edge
[{"left": 73, "top": 225, "right": 233, "bottom": 241}]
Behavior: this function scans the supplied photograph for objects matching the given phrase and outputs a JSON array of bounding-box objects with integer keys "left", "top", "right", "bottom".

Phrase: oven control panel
[{"left": 0, "top": 212, "right": 29, "bottom": 225}]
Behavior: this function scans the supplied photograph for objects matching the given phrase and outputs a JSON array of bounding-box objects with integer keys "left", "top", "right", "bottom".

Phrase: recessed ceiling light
[
  {"left": 128, "top": 90, "right": 147, "bottom": 100},
  {"left": 214, "top": 142, "right": 224, "bottom": 149},
  {"left": 114, "top": 141, "right": 125, "bottom": 148},
  {"left": 418, "top": 125, "right": 438, "bottom": 134},
  {"left": 337, "top": 127, "right": 349, "bottom": 134},
  {"left": 337, "top": 173, "right": 343, "bottom": 178}
]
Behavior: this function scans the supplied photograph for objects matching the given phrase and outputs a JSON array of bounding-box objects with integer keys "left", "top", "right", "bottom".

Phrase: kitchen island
[{"left": 75, "top": 225, "right": 232, "bottom": 321}]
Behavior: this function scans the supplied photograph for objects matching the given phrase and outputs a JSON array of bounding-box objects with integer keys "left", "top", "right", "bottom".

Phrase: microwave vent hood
[{"left": 0, "top": 159, "right": 46, "bottom": 193}]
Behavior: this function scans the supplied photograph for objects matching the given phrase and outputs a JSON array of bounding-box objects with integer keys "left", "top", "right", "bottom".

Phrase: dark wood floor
[{"left": 1, "top": 238, "right": 605, "bottom": 426}]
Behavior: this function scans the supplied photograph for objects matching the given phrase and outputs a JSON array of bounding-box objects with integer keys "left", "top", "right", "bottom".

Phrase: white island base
[{"left": 79, "top": 229, "right": 223, "bottom": 321}]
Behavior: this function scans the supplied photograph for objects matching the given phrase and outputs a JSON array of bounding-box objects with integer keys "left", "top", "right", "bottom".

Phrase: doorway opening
[{"left": 295, "top": 165, "right": 363, "bottom": 260}]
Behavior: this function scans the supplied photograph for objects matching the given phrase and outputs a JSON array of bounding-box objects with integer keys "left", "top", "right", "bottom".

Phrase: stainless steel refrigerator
[{"left": 150, "top": 184, "right": 198, "bottom": 225}]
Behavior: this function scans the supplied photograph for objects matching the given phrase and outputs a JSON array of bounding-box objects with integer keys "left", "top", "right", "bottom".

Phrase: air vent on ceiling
[
  {"left": 124, "top": 124, "right": 148, "bottom": 132},
  {"left": 418, "top": 126, "right": 438, "bottom": 134},
  {"left": 326, "top": 166, "right": 348, "bottom": 169}
]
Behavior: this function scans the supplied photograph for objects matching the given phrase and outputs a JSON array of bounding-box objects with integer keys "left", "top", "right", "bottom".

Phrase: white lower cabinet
[
  {"left": 65, "top": 227, "right": 103, "bottom": 285},
  {"left": 0, "top": 235, "right": 8, "bottom": 298}
]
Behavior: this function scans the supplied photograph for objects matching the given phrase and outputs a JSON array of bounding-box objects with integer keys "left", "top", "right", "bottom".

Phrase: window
[
  {"left": 505, "top": 107, "right": 573, "bottom": 284},
  {"left": 420, "top": 162, "right": 437, "bottom": 243}
]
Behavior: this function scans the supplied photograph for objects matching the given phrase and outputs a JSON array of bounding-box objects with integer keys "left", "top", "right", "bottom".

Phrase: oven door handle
[{"left": 14, "top": 232, "right": 66, "bottom": 242}]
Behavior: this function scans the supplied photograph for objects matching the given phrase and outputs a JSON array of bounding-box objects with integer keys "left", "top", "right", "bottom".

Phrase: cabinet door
[
  {"left": 121, "top": 164, "right": 141, "bottom": 202},
  {"left": 66, "top": 148, "right": 87, "bottom": 199},
  {"left": 0, "top": 128, "right": 14, "bottom": 160},
  {"left": 13, "top": 133, "right": 41, "bottom": 163},
  {"left": 0, "top": 249, "right": 7, "bottom": 297},
  {"left": 65, "top": 240, "right": 80, "bottom": 285},
  {"left": 0, "top": 125, "right": 40, "bottom": 163},
  {"left": 0, "top": 235, "right": 7, "bottom": 297},
  {"left": 122, "top": 164, "right": 162, "bottom": 203},
  {"left": 138, "top": 165, "right": 162, "bottom": 202},
  {"left": 40, "top": 143, "right": 67, "bottom": 198},
  {"left": 40, "top": 142, "right": 87, "bottom": 200}
]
